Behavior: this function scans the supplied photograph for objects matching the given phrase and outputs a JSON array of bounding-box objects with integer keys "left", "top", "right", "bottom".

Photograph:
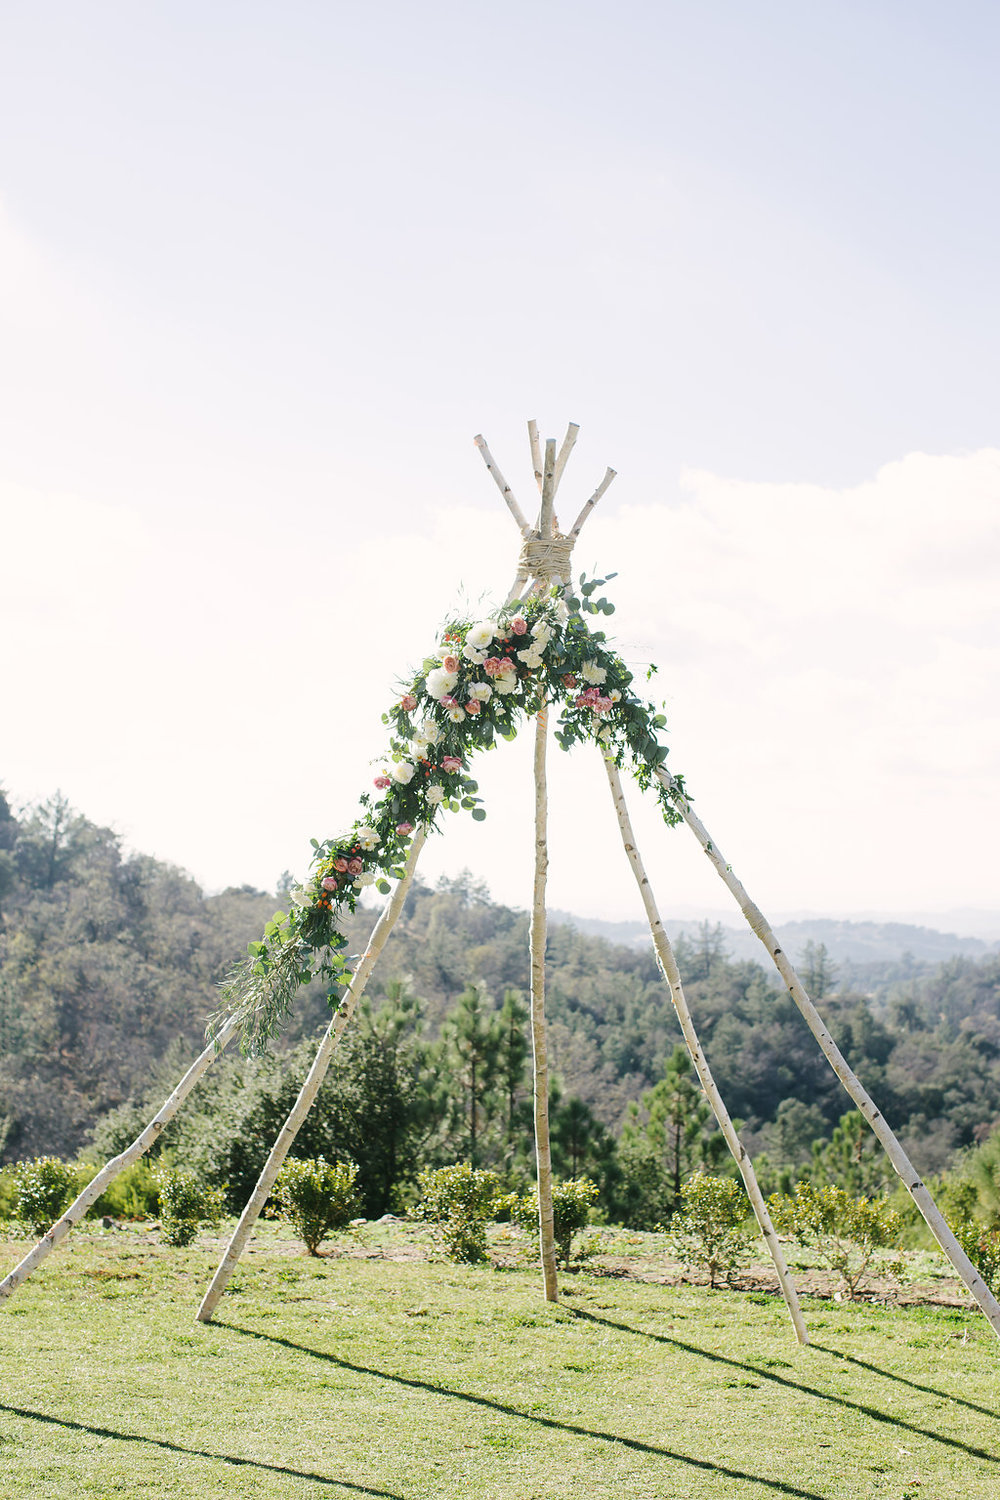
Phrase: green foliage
[
  {"left": 619, "top": 1046, "right": 726, "bottom": 1228},
  {"left": 768, "top": 1180, "right": 904, "bottom": 1299},
  {"left": 417, "top": 1162, "right": 502, "bottom": 1262},
  {"left": 155, "top": 1168, "right": 226, "bottom": 1248},
  {"left": 13, "top": 1155, "right": 78, "bottom": 1235},
  {"left": 0, "top": 1166, "right": 15, "bottom": 1219},
  {"left": 942, "top": 1177, "right": 1000, "bottom": 1295},
  {"left": 89, "top": 1158, "right": 161, "bottom": 1220},
  {"left": 666, "top": 1172, "right": 753, "bottom": 1288},
  {"left": 810, "top": 1110, "right": 892, "bottom": 1198},
  {"left": 273, "top": 1157, "right": 360, "bottom": 1255},
  {"left": 443, "top": 982, "right": 501, "bottom": 1166},
  {"left": 507, "top": 1177, "right": 599, "bottom": 1266}
]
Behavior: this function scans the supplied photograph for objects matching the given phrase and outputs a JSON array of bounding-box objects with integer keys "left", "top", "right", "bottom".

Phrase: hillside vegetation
[{"left": 2, "top": 790, "right": 1000, "bottom": 1214}]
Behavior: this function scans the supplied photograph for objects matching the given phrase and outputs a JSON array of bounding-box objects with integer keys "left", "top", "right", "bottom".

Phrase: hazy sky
[{"left": 2, "top": 3, "right": 998, "bottom": 926}]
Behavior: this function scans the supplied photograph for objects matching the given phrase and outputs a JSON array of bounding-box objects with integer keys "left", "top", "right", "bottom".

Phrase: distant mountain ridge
[{"left": 548, "top": 910, "right": 1000, "bottom": 968}]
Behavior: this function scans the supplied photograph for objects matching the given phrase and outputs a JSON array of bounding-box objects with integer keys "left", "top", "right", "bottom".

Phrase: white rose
[
  {"left": 290, "top": 885, "right": 313, "bottom": 907},
  {"left": 426, "top": 666, "right": 459, "bottom": 700},
  {"left": 531, "top": 621, "right": 553, "bottom": 646},
  {"left": 355, "top": 825, "right": 381, "bottom": 850},
  {"left": 420, "top": 718, "right": 441, "bottom": 743},
  {"left": 598, "top": 726, "right": 614, "bottom": 742},
  {"left": 581, "top": 660, "right": 607, "bottom": 684},
  {"left": 392, "top": 762, "right": 416, "bottom": 784},
  {"left": 555, "top": 598, "right": 569, "bottom": 623},
  {"left": 463, "top": 643, "right": 486, "bottom": 665},
  {"left": 469, "top": 680, "right": 492, "bottom": 701},
  {"left": 426, "top": 784, "right": 446, "bottom": 804},
  {"left": 447, "top": 705, "right": 467, "bottom": 723},
  {"left": 518, "top": 646, "right": 544, "bottom": 669},
  {"left": 494, "top": 673, "right": 518, "bottom": 695},
  {"left": 466, "top": 620, "right": 496, "bottom": 650},
  {"left": 353, "top": 872, "right": 376, "bottom": 888}
]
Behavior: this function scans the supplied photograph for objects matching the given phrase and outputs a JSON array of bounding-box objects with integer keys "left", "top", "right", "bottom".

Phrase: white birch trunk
[
  {"left": 538, "top": 437, "right": 557, "bottom": 540},
  {"left": 527, "top": 419, "right": 543, "bottom": 493},
  {"left": 196, "top": 828, "right": 427, "bottom": 1323},
  {"left": 551, "top": 422, "right": 579, "bottom": 498},
  {"left": 569, "top": 467, "right": 617, "bottom": 539},
  {"left": 657, "top": 766, "right": 1000, "bottom": 1340},
  {"left": 0, "top": 1014, "right": 240, "bottom": 1304},
  {"left": 602, "top": 755, "right": 808, "bottom": 1344},
  {"left": 473, "top": 435, "right": 532, "bottom": 536},
  {"left": 531, "top": 706, "right": 559, "bottom": 1301}
]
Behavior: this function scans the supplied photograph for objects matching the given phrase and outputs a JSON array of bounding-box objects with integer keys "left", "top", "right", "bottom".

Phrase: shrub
[
  {"left": 768, "top": 1180, "right": 903, "bottom": 1299},
  {"left": 13, "top": 1157, "right": 79, "bottom": 1236},
  {"left": 0, "top": 1167, "right": 17, "bottom": 1221},
  {"left": 89, "top": 1158, "right": 161, "bottom": 1221},
  {"left": 155, "top": 1168, "right": 226, "bottom": 1247},
  {"left": 417, "top": 1162, "right": 502, "bottom": 1263},
  {"left": 666, "top": 1172, "right": 753, "bottom": 1288},
  {"left": 946, "top": 1179, "right": 1000, "bottom": 1294},
  {"left": 508, "top": 1178, "right": 600, "bottom": 1267},
  {"left": 274, "top": 1158, "right": 360, "bottom": 1255}
]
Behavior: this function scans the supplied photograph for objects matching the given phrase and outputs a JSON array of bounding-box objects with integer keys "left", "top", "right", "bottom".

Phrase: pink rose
[
  {"left": 396, "top": 821, "right": 414, "bottom": 836},
  {"left": 334, "top": 858, "right": 349, "bottom": 873},
  {"left": 443, "top": 654, "right": 459, "bottom": 674},
  {"left": 442, "top": 755, "right": 462, "bottom": 773},
  {"left": 594, "top": 696, "right": 613, "bottom": 714},
  {"left": 499, "top": 657, "right": 514, "bottom": 673},
  {"left": 373, "top": 775, "right": 391, "bottom": 790},
  {"left": 401, "top": 693, "right": 417, "bottom": 712},
  {"left": 464, "top": 699, "right": 481, "bottom": 716},
  {"left": 321, "top": 875, "right": 338, "bottom": 892},
  {"left": 511, "top": 616, "right": 527, "bottom": 635},
  {"left": 483, "top": 657, "right": 502, "bottom": 678},
  {"left": 347, "top": 857, "right": 363, "bottom": 876}
]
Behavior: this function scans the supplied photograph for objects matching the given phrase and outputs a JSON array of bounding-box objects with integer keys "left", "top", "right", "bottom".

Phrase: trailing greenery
[
  {"left": 273, "top": 1157, "right": 360, "bottom": 1255},
  {"left": 213, "top": 577, "right": 687, "bottom": 1052}
]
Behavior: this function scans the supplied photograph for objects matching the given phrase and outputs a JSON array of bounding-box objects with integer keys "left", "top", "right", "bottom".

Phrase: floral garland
[{"left": 215, "top": 575, "right": 686, "bottom": 1052}]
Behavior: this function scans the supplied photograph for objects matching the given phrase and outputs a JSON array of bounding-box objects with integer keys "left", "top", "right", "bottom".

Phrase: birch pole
[
  {"left": 657, "top": 767, "right": 1000, "bottom": 1340},
  {"left": 473, "top": 435, "right": 532, "bottom": 536},
  {"left": 1, "top": 1014, "right": 240, "bottom": 1304},
  {"left": 197, "top": 828, "right": 427, "bottom": 1323},
  {"left": 569, "top": 468, "right": 617, "bottom": 540},
  {"left": 602, "top": 754, "right": 808, "bottom": 1344},
  {"left": 531, "top": 703, "right": 559, "bottom": 1302}
]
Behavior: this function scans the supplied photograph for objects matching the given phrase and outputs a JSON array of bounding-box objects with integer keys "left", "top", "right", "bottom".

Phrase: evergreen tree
[
  {"left": 619, "top": 1045, "right": 726, "bottom": 1227},
  {"left": 443, "top": 982, "right": 501, "bottom": 1166}
]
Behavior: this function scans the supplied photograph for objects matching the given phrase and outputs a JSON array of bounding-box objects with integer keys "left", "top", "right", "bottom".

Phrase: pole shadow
[
  {"left": 221, "top": 1322, "right": 832, "bottom": 1500},
  {"left": 569, "top": 1308, "right": 999, "bottom": 1464},
  {"left": 0, "top": 1403, "right": 402, "bottom": 1497}
]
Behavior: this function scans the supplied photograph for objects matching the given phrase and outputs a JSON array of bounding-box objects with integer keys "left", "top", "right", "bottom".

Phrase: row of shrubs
[{"left": 5, "top": 1153, "right": 999, "bottom": 1304}]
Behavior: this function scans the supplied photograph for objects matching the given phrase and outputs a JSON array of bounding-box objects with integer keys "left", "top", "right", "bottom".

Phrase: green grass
[{"left": 1, "top": 1221, "right": 998, "bottom": 1498}]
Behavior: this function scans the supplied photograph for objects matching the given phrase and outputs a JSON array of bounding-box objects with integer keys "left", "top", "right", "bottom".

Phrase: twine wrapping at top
[{"left": 518, "top": 530, "right": 575, "bottom": 584}]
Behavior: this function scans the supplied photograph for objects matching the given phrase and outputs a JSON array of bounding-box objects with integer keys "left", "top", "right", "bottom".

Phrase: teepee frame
[{"left": 3, "top": 421, "right": 998, "bottom": 1348}]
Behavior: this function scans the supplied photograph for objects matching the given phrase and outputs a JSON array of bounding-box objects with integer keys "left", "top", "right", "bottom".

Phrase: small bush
[
  {"left": 417, "top": 1163, "right": 502, "bottom": 1263},
  {"left": 13, "top": 1157, "right": 79, "bottom": 1236},
  {"left": 946, "top": 1179, "right": 1000, "bottom": 1294},
  {"left": 667, "top": 1173, "right": 753, "bottom": 1288},
  {"left": 274, "top": 1158, "right": 359, "bottom": 1255},
  {"left": 155, "top": 1168, "right": 226, "bottom": 1247},
  {"left": 79, "top": 1158, "right": 161, "bottom": 1221},
  {"left": 0, "top": 1167, "right": 17, "bottom": 1221},
  {"left": 769, "top": 1181, "right": 903, "bottom": 1299},
  {"left": 508, "top": 1178, "right": 599, "bottom": 1267}
]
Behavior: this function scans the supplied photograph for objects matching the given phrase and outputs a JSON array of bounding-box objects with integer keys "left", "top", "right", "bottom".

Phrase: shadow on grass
[
  {"left": 0, "top": 1405, "right": 401, "bottom": 1497},
  {"left": 224, "top": 1324, "right": 828, "bottom": 1500},
  {"left": 570, "top": 1308, "right": 1000, "bottom": 1464},
  {"left": 811, "top": 1343, "right": 1000, "bottom": 1421}
]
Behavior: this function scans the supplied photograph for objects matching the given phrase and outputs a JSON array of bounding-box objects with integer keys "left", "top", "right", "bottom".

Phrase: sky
[{"left": 1, "top": 2, "right": 998, "bottom": 931}]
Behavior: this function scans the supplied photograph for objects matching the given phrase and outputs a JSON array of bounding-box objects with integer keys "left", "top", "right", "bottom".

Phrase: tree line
[{"left": 2, "top": 790, "right": 1000, "bottom": 1228}]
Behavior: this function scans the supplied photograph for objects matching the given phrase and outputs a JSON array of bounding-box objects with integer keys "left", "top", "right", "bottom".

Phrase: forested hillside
[{"left": 2, "top": 790, "right": 1000, "bottom": 1196}]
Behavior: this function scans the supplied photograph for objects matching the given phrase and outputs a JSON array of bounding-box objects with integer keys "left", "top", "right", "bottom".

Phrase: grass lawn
[{"left": 1, "top": 1220, "right": 998, "bottom": 1499}]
